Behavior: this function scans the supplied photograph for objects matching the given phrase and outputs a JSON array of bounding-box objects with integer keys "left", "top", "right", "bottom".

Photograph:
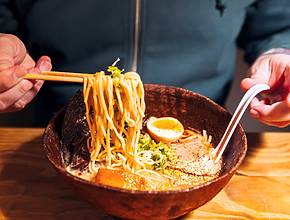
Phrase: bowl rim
[{"left": 43, "top": 83, "right": 247, "bottom": 195}]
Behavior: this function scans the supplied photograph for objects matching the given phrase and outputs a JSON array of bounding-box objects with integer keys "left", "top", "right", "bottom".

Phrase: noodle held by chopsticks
[{"left": 82, "top": 63, "right": 145, "bottom": 174}]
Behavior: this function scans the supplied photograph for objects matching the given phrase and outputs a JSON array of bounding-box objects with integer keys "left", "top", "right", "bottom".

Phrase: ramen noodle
[{"left": 67, "top": 61, "right": 222, "bottom": 190}]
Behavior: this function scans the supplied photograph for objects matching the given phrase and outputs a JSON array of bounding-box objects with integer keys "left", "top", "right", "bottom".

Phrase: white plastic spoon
[{"left": 213, "top": 83, "right": 270, "bottom": 162}]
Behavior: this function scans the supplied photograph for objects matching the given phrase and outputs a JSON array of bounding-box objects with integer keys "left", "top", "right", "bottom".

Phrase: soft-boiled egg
[{"left": 146, "top": 117, "right": 184, "bottom": 143}]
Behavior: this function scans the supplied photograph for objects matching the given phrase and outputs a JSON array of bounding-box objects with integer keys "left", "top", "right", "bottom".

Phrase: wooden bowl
[{"left": 43, "top": 84, "right": 247, "bottom": 219}]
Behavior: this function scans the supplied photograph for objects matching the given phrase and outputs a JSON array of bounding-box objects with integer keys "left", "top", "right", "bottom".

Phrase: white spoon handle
[{"left": 214, "top": 83, "right": 270, "bottom": 162}]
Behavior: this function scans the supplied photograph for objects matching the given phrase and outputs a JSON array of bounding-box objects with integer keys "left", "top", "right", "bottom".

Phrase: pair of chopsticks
[{"left": 23, "top": 71, "right": 92, "bottom": 83}]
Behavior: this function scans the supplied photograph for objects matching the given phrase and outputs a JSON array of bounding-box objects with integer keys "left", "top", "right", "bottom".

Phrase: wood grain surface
[{"left": 0, "top": 128, "right": 289, "bottom": 220}]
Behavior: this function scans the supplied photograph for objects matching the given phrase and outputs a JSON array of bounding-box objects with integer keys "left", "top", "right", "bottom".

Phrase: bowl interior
[
  {"left": 43, "top": 84, "right": 247, "bottom": 219},
  {"left": 143, "top": 84, "right": 246, "bottom": 177}
]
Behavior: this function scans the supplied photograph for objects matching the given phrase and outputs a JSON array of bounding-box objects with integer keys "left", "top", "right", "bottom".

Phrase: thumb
[
  {"left": 240, "top": 69, "right": 270, "bottom": 92},
  {"left": 240, "top": 77, "right": 255, "bottom": 92},
  {"left": 0, "top": 34, "right": 27, "bottom": 71},
  {"left": 240, "top": 55, "right": 272, "bottom": 92}
]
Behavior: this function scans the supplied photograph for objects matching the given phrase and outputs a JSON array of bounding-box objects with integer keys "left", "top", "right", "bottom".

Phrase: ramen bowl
[{"left": 43, "top": 84, "right": 247, "bottom": 219}]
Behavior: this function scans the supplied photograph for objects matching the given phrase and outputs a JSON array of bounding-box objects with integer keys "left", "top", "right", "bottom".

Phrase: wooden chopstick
[
  {"left": 24, "top": 73, "right": 83, "bottom": 83},
  {"left": 23, "top": 71, "right": 91, "bottom": 83},
  {"left": 43, "top": 71, "right": 92, "bottom": 78}
]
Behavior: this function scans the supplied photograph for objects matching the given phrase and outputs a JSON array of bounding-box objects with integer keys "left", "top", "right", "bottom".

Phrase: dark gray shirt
[{"left": 1, "top": 0, "right": 290, "bottom": 125}]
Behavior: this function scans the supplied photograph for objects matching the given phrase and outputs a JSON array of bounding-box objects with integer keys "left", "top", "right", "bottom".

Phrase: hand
[
  {"left": 240, "top": 53, "right": 290, "bottom": 128},
  {"left": 0, "top": 34, "right": 52, "bottom": 113}
]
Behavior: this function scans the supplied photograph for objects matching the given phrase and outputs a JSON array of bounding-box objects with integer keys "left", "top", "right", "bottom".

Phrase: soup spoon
[{"left": 213, "top": 83, "right": 270, "bottom": 162}]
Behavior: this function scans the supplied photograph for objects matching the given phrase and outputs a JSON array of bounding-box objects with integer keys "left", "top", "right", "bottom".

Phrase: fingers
[
  {"left": 21, "top": 55, "right": 51, "bottom": 69},
  {"left": 240, "top": 76, "right": 271, "bottom": 92},
  {"left": 0, "top": 79, "right": 34, "bottom": 111},
  {"left": 262, "top": 121, "right": 290, "bottom": 128},
  {"left": 37, "top": 55, "right": 51, "bottom": 64},
  {"left": 0, "top": 77, "right": 45, "bottom": 113},
  {"left": 0, "top": 54, "right": 51, "bottom": 102},
  {"left": 0, "top": 34, "right": 52, "bottom": 113},
  {"left": 0, "top": 34, "right": 27, "bottom": 70},
  {"left": 0, "top": 55, "right": 51, "bottom": 112},
  {"left": 240, "top": 69, "right": 271, "bottom": 92},
  {"left": 252, "top": 117, "right": 290, "bottom": 128},
  {"left": 240, "top": 54, "right": 288, "bottom": 92},
  {"left": 35, "top": 56, "right": 52, "bottom": 72},
  {"left": 242, "top": 54, "right": 290, "bottom": 90},
  {"left": 0, "top": 34, "right": 28, "bottom": 92},
  {"left": 248, "top": 97, "right": 267, "bottom": 119},
  {"left": 248, "top": 93, "right": 290, "bottom": 127},
  {"left": 251, "top": 100, "right": 290, "bottom": 122},
  {"left": 241, "top": 54, "right": 290, "bottom": 128},
  {"left": 3, "top": 80, "right": 44, "bottom": 112},
  {"left": 0, "top": 51, "right": 52, "bottom": 112},
  {"left": 0, "top": 65, "right": 28, "bottom": 92},
  {"left": 240, "top": 78, "right": 255, "bottom": 92},
  {"left": 20, "top": 53, "right": 36, "bottom": 69}
]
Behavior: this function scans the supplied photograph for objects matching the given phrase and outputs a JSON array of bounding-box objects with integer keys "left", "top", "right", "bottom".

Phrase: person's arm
[
  {"left": 0, "top": 34, "right": 52, "bottom": 112},
  {"left": 237, "top": 0, "right": 290, "bottom": 127}
]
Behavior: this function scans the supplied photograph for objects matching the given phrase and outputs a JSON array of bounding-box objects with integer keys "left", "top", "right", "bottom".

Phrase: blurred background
[{"left": 0, "top": 49, "right": 289, "bottom": 132}]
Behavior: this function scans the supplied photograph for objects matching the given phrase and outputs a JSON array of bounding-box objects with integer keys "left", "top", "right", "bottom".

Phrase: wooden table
[{"left": 0, "top": 128, "right": 289, "bottom": 220}]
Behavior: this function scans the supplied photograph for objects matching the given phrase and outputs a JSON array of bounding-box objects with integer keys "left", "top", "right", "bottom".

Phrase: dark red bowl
[{"left": 43, "top": 84, "right": 247, "bottom": 219}]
